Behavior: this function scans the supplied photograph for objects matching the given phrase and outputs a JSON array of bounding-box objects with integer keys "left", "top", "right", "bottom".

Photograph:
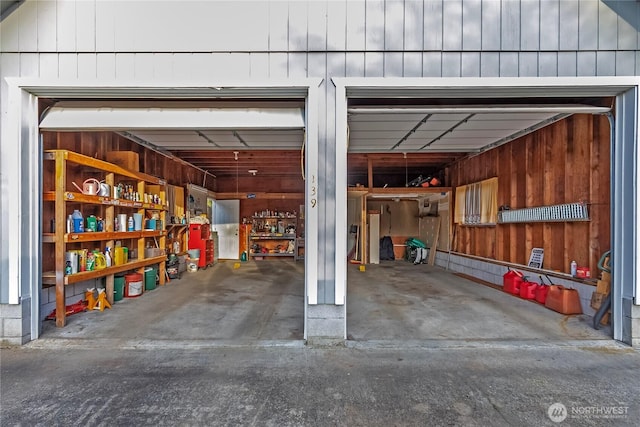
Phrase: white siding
[{"left": 0, "top": 0, "right": 639, "bottom": 308}]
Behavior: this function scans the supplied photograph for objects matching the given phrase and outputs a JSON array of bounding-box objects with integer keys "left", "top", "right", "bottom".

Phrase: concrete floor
[
  {"left": 40, "top": 260, "right": 610, "bottom": 345},
  {"left": 5, "top": 261, "right": 636, "bottom": 426}
]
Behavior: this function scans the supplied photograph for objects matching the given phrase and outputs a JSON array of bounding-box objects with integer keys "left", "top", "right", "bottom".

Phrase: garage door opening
[
  {"left": 335, "top": 78, "right": 633, "bottom": 344},
  {"left": 37, "top": 97, "right": 313, "bottom": 342}
]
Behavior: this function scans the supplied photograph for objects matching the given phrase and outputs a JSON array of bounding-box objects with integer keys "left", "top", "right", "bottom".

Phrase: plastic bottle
[
  {"left": 72, "top": 209, "right": 84, "bottom": 233},
  {"left": 570, "top": 260, "right": 577, "bottom": 277},
  {"left": 105, "top": 247, "right": 112, "bottom": 267},
  {"left": 127, "top": 216, "right": 134, "bottom": 232}
]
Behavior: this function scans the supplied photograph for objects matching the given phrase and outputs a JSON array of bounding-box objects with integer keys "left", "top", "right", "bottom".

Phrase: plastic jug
[
  {"left": 114, "top": 247, "right": 124, "bottom": 266},
  {"left": 86, "top": 215, "right": 97, "bottom": 232},
  {"left": 72, "top": 210, "right": 84, "bottom": 233},
  {"left": 503, "top": 269, "right": 523, "bottom": 295},
  {"left": 93, "top": 250, "right": 106, "bottom": 270}
]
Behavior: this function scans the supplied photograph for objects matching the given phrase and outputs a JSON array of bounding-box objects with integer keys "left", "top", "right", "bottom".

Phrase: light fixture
[{"left": 248, "top": 169, "right": 258, "bottom": 176}]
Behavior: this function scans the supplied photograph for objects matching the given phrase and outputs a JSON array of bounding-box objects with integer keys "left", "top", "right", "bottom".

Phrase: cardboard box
[
  {"left": 596, "top": 279, "right": 611, "bottom": 294},
  {"left": 106, "top": 151, "right": 139, "bottom": 171},
  {"left": 600, "top": 271, "right": 611, "bottom": 283},
  {"left": 591, "top": 291, "right": 606, "bottom": 310}
]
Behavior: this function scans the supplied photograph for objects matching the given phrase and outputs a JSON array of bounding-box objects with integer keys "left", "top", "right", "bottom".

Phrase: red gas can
[
  {"left": 535, "top": 285, "right": 550, "bottom": 304},
  {"left": 503, "top": 269, "right": 524, "bottom": 295},
  {"left": 519, "top": 281, "right": 539, "bottom": 299}
]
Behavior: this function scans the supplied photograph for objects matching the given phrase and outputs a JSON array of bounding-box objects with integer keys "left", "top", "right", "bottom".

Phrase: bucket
[
  {"left": 144, "top": 267, "right": 158, "bottom": 291},
  {"left": 114, "top": 275, "right": 125, "bottom": 301},
  {"left": 188, "top": 259, "right": 199, "bottom": 272},
  {"left": 124, "top": 273, "right": 143, "bottom": 298},
  {"left": 187, "top": 249, "right": 200, "bottom": 259}
]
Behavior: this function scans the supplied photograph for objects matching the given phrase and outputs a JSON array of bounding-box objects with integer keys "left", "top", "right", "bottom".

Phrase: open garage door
[
  {"left": 334, "top": 77, "right": 637, "bottom": 345},
  {"left": 30, "top": 88, "right": 319, "bottom": 342}
]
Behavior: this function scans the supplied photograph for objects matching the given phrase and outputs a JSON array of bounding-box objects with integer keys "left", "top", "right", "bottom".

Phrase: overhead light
[
  {"left": 248, "top": 169, "right": 258, "bottom": 176},
  {"left": 233, "top": 151, "right": 239, "bottom": 160}
]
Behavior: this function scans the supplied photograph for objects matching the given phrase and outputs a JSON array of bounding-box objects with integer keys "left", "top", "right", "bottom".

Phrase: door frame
[
  {"left": 3, "top": 78, "right": 321, "bottom": 342},
  {"left": 333, "top": 76, "right": 640, "bottom": 344}
]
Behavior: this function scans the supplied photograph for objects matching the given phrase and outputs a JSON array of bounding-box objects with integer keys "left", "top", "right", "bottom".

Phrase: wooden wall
[
  {"left": 42, "top": 131, "right": 216, "bottom": 191},
  {"left": 448, "top": 114, "right": 611, "bottom": 275}
]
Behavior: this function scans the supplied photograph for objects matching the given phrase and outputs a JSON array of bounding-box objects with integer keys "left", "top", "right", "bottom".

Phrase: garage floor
[{"left": 39, "top": 260, "right": 611, "bottom": 344}]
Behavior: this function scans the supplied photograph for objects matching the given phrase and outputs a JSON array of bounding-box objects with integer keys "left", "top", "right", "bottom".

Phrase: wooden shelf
[
  {"left": 43, "top": 149, "right": 167, "bottom": 328},
  {"left": 64, "top": 230, "right": 164, "bottom": 243},
  {"left": 42, "top": 256, "right": 166, "bottom": 285},
  {"left": 250, "top": 252, "right": 295, "bottom": 257},
  {"left": 250, "top": 233, "right": 296, "bottom": 240},
  {"left": 43, "top": 191, "right": 167, "bottom": 211}
]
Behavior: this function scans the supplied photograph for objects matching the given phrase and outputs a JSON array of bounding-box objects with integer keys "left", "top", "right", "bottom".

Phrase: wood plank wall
[
  {"left": 41, "top": 131, "right": 217, "bottom": 273},
  {"left": 448, "top": 114, "right": 611, "bottom": 275},
  {"left": 41, "top": 131, "right": 215, "bottom": 191}
]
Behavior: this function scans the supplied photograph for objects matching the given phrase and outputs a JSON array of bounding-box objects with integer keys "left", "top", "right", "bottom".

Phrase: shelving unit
[
  {"left": 249, "top": 214, "right": 297, "bottom": 258},
  {"left": 188, "top": 223, "right": 214, "bottom": 268},
  {"left": 43, "top": 149, "right": 167, "bottom": 327}
]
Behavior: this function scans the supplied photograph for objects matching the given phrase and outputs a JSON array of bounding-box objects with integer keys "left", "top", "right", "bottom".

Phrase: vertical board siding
[
  {"left": 578, "top": 0, "right": 599, "bottom": 50},
  {"left": 448, "top": 115, "right": 610, "bottom": 274},
  {"left": 423, "top": 0, "right": 443, "bottom": 51},
  {"left": 501, "top": 0, "right": 521, "bottom": 50},
  {"left": 462, "top": 0, "right": 482, "bottom": 51},
  {"left": 404, "top": 0, "right": 424, "bottom": 51},
  {"left": 346, "top": 0, "right": 366, "bottom": 51},
  {"left": 327, "top": 1, "right": 347, "bottom": 51},
  {"left": 75, "top": 0, "right": 96, "bottom": 52},
  {"left": 559, "top": 0, "right": 580, "bottom": 50},
  {"left": 384, "top": 0, "right": 405, "bottom": 51},
  {"left": 540, "top": 0, "right": 560, "bottom": 51},
  {"left": 56, "top": 1, "right": 76, "bottom": 51},
  {"left": 365, "top": 0, "right": 385, "bottom": 51},
  {"left": 520, "top": 0, "right": 540, "bottom": 51},
  {"left": 269, "top": 1, "right": 289, "bottom": 51},
  {"left": 442, "top": 0, "right": 463, "bottom": 51},
  {"left": 598, "top": 1, "right": 618, "bottom": 50}
]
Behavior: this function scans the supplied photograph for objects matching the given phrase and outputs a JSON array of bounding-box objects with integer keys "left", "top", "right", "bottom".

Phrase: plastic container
[
  {"left": 114, "top": 275, "right": 125, "bottom": 301},
  {"left": 133, "top": 213, "right": 143, "bottom": 231},
  {"left": 503, "top": 269, "right": 524, "bottom": 295},
  {"left": 72, "top": 209, "right": 84, "bottom": 233},
  {"left": 86, "top": 215, "right": 97, "bottom": 232},
  {"left": 535, "top": 285, "right": 550, "bottom": 304},
  {"left": 519, "top": 281, "right": 539, "bottom": 299},
  {"left": 545, "top": 285, "right": 582, "bottom": 314},
  {"left": 144, "top": 267, "right": 158, "bottom": 291},
  {"left": 124, "top": 273, "right": 143, "bottom": 298},
  {"left": 187, "top": 249, "right": 201, "bottom": 259},
  {"left": 114, "top": 247, "right": 124, "bottom": 266}
]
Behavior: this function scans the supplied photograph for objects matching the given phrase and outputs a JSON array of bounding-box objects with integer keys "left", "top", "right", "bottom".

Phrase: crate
[{"left": 106, "top": 151, "right": 139, "bottom": 171}]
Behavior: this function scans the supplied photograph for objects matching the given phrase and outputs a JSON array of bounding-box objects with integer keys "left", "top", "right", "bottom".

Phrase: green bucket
[
  {"left": 114, "top": 275, "right": 125, "bottom": 301},
  {"left": 144, "top": 266, "right": 158, "bottom": 291}
]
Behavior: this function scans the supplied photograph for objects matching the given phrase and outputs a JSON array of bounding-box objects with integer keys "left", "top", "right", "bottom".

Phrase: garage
[
  {"left": 2, "top": 1, "right": 639, "bottom": 346},
  {"left": 335, "top": 78, "right": 639, "bottom": 345}
]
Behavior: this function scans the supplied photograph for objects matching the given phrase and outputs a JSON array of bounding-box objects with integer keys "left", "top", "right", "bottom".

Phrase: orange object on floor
[
  {"left": 545, "top": 285, "right": 582, "bottom": 314},
  {"left": 94, "top": 289, "right": 112, "bottom": 312}
]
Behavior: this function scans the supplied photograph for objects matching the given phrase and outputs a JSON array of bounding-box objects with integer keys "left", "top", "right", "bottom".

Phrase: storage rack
[
  {"left": 249, "top": 213, "right": 297, "bottom": 258},
  {"left": 43, "top": 150, "right": 167, "bottom": 327}
]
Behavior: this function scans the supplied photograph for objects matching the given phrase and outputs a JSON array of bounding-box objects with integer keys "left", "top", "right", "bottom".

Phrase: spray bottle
[{"left": 105, "top": 247, "right": 112, "bottom": 268}]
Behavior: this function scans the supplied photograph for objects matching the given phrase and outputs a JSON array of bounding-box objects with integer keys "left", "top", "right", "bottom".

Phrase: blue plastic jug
[{"left": 72, "top": 210, "right": 84, "bottom": 233}]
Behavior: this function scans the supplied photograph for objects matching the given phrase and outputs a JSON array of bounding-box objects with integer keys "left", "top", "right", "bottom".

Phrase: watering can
[{"left": 72, "top": 178, "right": 100, "bottom": 195}]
